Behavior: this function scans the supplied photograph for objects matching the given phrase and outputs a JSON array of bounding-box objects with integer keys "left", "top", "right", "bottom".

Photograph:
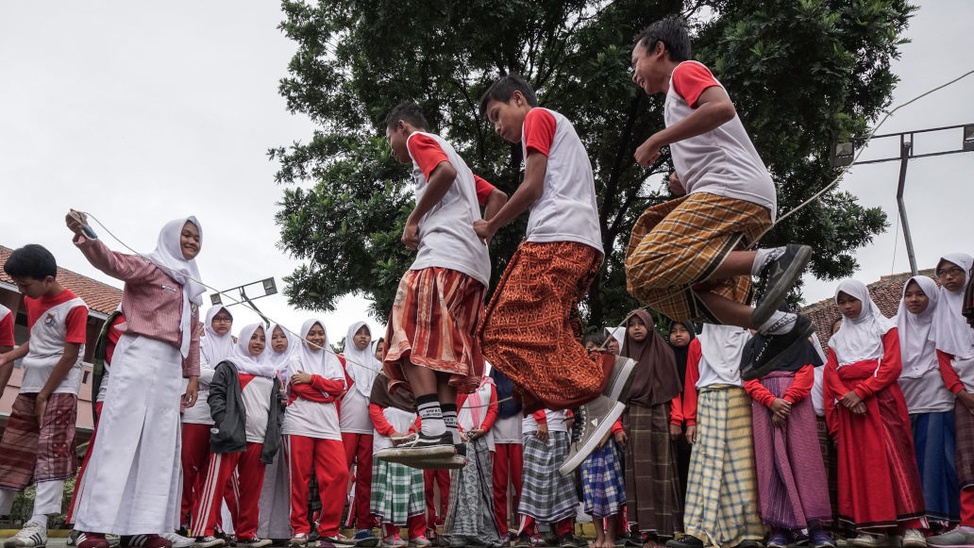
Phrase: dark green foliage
[{"left": 272, "top": 0, "right": 912, "bottom": 326}]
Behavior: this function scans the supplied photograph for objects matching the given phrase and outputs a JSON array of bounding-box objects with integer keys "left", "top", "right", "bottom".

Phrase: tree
[{"left": 271, "top": 0, "right": 912, "bottom": 327}]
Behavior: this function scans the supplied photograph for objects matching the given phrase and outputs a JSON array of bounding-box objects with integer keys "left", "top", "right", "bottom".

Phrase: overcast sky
[{"left": 1, "top": 1, "right": 973, "bottom": 342}]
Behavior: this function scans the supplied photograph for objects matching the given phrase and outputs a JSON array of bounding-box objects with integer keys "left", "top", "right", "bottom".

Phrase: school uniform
[
  {"left": 490, "top": 368, "right": 523, "bottom": 538},
  {"left": 0, "top": 303, "right": 14, "bottom": 348},
  {"left": 192, "top": 324, "right": 282, "bottom": 541},
  {"left": 0, "top": 288, "right": 88, "bottom": 517},
  {"left": 72, "top": 218, "right": 203, "bottom": 536},
  {"left": 257, "top": 323, "right": 295, "bottom": 540},
  {"left": 282, "top": 320, "right": 348, "bottom": 539},
  {"left": 340, "top": 321, "right": 378, "bottom": 531}
]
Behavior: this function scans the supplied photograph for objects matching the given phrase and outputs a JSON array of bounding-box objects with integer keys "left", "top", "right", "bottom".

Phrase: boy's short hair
[
  {"left": 3, "top": 244, "right": 57, "bottom": 280},
  {"left": 478, "top": 74, "right": 539, "bottom": 116},
  {"left": 384, "top": 101, "right": 429, "bottom": 131},
  {"left": 635, "top": 18, "right": 692, "bottom": 62}
]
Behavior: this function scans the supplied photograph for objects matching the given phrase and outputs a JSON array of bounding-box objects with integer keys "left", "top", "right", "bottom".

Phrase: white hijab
[
  {"left": 145, "top": 216, "right": 205, "bottom": 358},
  {"left": 895, "top": 276, "right": 940, "bottom": 379},
  {"left": 933, "top": 253, "right": 974, "bottom": 359},
  {"left": 229, "top": 323, "right": 275, "bottom": 377},
  {"left": 201, "top": 306, "right": 234, "bottom": 366},
  {"left": 344, "top": 321, "right": 380, "bottom": 397},
  {"left": 698, "top": 324, "right": 750, "bottom": 370},
  {"left": 828, "top": 279, "right": 895, "bottom": 366},
  {"left": 288, "top": 319, "right": 345, "bottom": 382},
  {"left": 264, "top": 323, "right": 295, "bottom": 374}
]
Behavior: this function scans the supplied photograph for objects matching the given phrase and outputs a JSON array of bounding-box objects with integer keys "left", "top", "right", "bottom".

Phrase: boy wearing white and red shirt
[
  {"left": 0, "top": 303, "right": 14, "bottom": 351},
  {"left": 627, "top": 18, "right": 814, "bottom": 382},
  {"left": 380, "top": 101, "right": 505, "bottom": 467},
  {"left": 0, "top": 244, "right": 88, "bottom": 548},
  {"left": 476, "top": 75, "right": 634, "bottom": 475}
]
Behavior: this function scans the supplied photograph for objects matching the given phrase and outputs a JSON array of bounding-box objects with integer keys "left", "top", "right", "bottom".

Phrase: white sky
[{"left": 1, "top": 1, "right": 972, "bottom": 340}]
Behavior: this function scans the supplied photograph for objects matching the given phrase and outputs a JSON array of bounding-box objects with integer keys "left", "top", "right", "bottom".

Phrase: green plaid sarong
[{"left": 370, "top": 457, "right": 426, "bottom": 525}]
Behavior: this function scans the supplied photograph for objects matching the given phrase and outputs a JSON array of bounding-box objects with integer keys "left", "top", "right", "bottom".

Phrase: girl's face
[
  {"left": 353, "top": 325, "right": 371, "bottom": 350},
  {"left": 903, "top": 280, "right": 930, "bottom": 315},
  {"left": 836, "top": 291, "right": 863, "bottom": 320},
  {"left": 271, "top": 326, "right": 289, "bottom": 353},
  {"left": 937, "top": 259, "right": 967, "bottom": 292},
  {"left": 669, "top": 324, "right": 691, "bottom": 348},
  {"left": 374, "top": 339, "right": 385, "bottom": 361},
  {"left": 180, "top": 221, "right": 201, "bottom": 260},
  {"left": 211, "top": 309, "right": 232, "bottom": 336},
  {"left": 585, "top": 340, "right": 601, "bottom": 353},
  {"left": 306, "top": 323, "right": 326, "bottom": 351},
  {"left": 248, "top": 327, "right": 266, "bottom": 356},
  {"left": 607, "top": 338, "right": 620, "bottom": 355},
  {"left": 627, "top": 316, "right": 648, "bottom": 343}
]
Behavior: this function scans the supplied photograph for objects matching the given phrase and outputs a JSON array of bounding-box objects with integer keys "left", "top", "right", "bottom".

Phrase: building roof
[
  {"left": 0, "top": 244, "right": 122, "bottom": 316},
  {"left": 800, "top": 268, "right": 939, "bottom": 350}
]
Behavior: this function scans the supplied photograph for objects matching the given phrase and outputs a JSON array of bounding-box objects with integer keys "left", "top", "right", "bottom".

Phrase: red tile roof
[
  {"left": 0, "top": 244, "right": 122, "bottom": 316},
  {"left": 801, "top": 268, "right": 939, "bottom": 350}
]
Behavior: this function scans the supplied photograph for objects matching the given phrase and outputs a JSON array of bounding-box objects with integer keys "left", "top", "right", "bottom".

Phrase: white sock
[
  {"left": 752, "top": 246, "right": 787, "bottom": 278},
  {"left": 28, "top": 514, "right": 48, "bottom": 528},
  {"left": 417, "top": 399, "right": 446, "bottom": 437},
  {"left": 758, "top": 310, "right": 797, "bottom": 335}
]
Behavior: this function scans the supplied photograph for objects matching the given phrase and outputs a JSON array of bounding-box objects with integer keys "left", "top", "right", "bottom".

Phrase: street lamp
[{"left": 210, "top": 277, "right": 278, "bottom": 325}]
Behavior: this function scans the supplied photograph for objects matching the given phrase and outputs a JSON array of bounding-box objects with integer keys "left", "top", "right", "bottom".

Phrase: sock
[
  {"left": 441, "top": 403, "right": 460, "bottom": 444},
  {"left": 758, "top": 310, "right": 798, "bottom": 335},
  {"left": 751, "top": 246, "right": 787, "bottom": 278},
  {"left": 416, "top": 394, "right": 445, "bottom": 437},
  {"left": 28, "top": 514, "right": 48, "bottom": 528}
]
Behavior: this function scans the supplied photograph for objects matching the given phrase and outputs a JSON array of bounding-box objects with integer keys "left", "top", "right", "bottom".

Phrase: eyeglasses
[
  {"left": 212, "top": 316, "right": 232, "bottom": 323},
  {"left": 936, "top": 267, "right": 966, "bottom": 278}
]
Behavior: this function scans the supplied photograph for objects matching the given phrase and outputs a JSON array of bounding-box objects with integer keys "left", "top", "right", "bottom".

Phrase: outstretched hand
[{"left": 65, "top": 209, "right": 88, "bottom": 237}]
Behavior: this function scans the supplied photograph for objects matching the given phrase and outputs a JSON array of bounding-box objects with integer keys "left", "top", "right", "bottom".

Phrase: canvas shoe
[
  {"left": 163, "top": 533, "right": 196, "bottom": 548},
  {"left": 4, "top": 521, "right": 47, "bottom": 548},
  {"left": 120, "top": 535, "right": 173, "bottom": 548},
  {"left": 353, "top": 531, "right": 378, "bottom": 548},
  {"left": 77, "top": 533, "right": 112, "bottom": 548},
  {"left": 375, "top": 432, "right": 455, "bottom": 466},
  {"left": 558, "top": 394, "right": 627, "bottom": 475},
  {"left": 741, "top": 315, "right": 815, "bottom": 381},
  {"left": 850, "top": 533, "right": 887, "bottom": 548},
  {"left": 903, "top": 530, "right": 927, "bottom": 548},
  {"left": 601, "top": 355, "right": 637, "bottom": 404},
  {"left": 195, "top": 538, "right": 227, "bottom": 548},
  {"left": 290, "top": 535, "right": 309, "bottom": 547},
  {"left": 811, "top": 530, "right": 837, "bottom": 548},
  {"left": 768, "top": 530, "right": 793, "bottom": 548},
  {"left": 382, "top": 537, "right": 406, "bottom": 548},
  {"left": 752, "top": 244, "right": 813, "bottom": 326},
  {"left": 928, "top": 527, "right": 974, "bottom": 548}
]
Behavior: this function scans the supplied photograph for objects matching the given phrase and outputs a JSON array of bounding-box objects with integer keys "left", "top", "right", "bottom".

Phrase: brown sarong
[
  {"left": 384, "top": 266, "right": 486, "bottom": 395},
  {"left": 0, "top": 392, "right": 78, "bottom": 491},
  {"left": 625, "top": 192, "right": 772, "bottom": 322},
  {"left": 623, "top": 403, "right": 683, "bottom": 536},
  {"left": 480, "top": 241, "right": 610, "bottom": 412}
]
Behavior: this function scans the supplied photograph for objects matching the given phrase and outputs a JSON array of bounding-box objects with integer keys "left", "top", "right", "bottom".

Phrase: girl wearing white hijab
[
  {"left": 256, "top": 323, "right": 296, "bottom": 541},
  {"left": 67, "top": 214, "right": 204, "bottom": 548},
  {"left": 181, "top": 306, "right": 237, "bottom": 534},
  {"left": 823, "top": 279, "right": 926, "bottom": 547},
  {"left": 675, "top": 324, "right": 763, "bottom": 548},
  {"left": 281, "top": 320, "right": 348, "bottom": 546},
  {"left": 192, "top": 324, "right": 282, "bottom": 547},
  {"left": 930, "top": 254, "right": 974, "bottom": 545},
  {"left": 896, "top": 276, "right": 959, "bottom": 527},
  {"left": 340, "top": 321, "right": 382, "bottom": 542}
]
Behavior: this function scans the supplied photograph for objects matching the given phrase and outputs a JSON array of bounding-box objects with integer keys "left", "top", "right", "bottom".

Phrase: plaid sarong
[
  {"left": 518, "top": 431, "right": 578, "bottom": 523},
  {"left": 481, "top": 241, "right": 608, "bottom": 412},
  {"left": 445, "top": 437, "right": 502, "bottom": 546},
  {"left": 581, "top": 439, "right": 626, "bottom": 518},
  {"left": 370, "top": 457, "right": 426, "bottom": 526},
  {"left": 384, "top": 266, "right": 486, "bottom": 394},
  {"left": 623, "top": 403, "right": 682, "bottom": 535},
  {"left": 625, "top": 193, "right": 771, "bottom": 322},
  {"left": 684, "top": 386, "right": 763, "bottom": 547},
  {"left": 0, "top": 392, "right": 78, "bottom": 491},
  {"left": 911, "top": 411, "right": 960, "bottom": 523},
  {"left": 956, "top": 400, "right": 974, "bottom": 490},
  {"left": 752, "top": 372, "right": 832, "bottom": 529}
]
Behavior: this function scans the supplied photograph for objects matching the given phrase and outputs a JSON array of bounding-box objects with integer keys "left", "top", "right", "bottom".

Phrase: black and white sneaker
[
  {"left": 752, "top": 244, "right": 813, "bottom": 327},
  {"left": 4, "top": 521, "right": 47, "bottom": 548},
  {"left": 601, "top": 355, "right": 636, "bottom": 404},
  {"left": 741, "top": 315, "right": 815, "bottom": 381},
  {"left": 374, "top": 432, "right": 455, "bottom": 466},
  {"left": 557, "top": 394, "right": 626, "bottom": 476}
]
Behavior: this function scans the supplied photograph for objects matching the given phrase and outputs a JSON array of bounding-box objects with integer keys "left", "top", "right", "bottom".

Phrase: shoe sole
[
  {"left": 401, "top": 454, "right": 467, "bottom": 470},
  {"left": 751, "top": 245, "right": 812, "bottom": 326},
  {"left": 741, "top": 320, "right": 815, "bottom": 381},
  {"left": 557, "top": 400, "right": 627, "bottom": 476},
  {"left": 374, "top": 444, "right": 455, "bottom": 464},
  {"left": 602, "top": 357, "right": 636, "bottom": 403}
]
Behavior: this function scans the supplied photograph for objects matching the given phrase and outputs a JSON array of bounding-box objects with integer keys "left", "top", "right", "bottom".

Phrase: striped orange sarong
[
  {"left": 625, "top": 192, "right": 772, "bottom": 323},
  {"left": 480, "top": 241, "right": 612, "bottom": 413},
  {"left": 383, "top": 266, "right": 486, "bottom": 395}
]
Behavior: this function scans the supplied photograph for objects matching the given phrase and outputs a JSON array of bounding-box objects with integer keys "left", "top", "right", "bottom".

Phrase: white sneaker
[
  {"left": 4, "top": 521, "right": 48, "bottom": 548},
  {"left": 163, "top": 533, "right": 195, "bottom": 548},
  {"left": 903, "top": 530, "right": 927, "bottom": 548},
  {"left": 851, "top": 533, "right": 886, "bottom": 548},
  {"left": 290, "top": 534, "right": 308, "bottom": 546}
]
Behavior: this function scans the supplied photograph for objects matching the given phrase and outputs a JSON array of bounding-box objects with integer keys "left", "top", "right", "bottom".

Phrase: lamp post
[
  {"left": 831, "top": 123, "right": 974, "bottom": 276},
  {"left": 210, "top": 277, "right": 278, "bottom": 326}
]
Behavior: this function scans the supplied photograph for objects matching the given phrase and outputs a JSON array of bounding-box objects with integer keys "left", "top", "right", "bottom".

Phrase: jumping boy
[
  {"left": 475, "top": 74, "right": 635, "bottom": 474},
  {"left": 0, "top": 244, "right": 88, "bottom": 548},
  {"left": 379, "top": 101, "right": 506, "bottom": 467},
  {"left": 626, "top": 18, "right": 814, "bottom": 380}
]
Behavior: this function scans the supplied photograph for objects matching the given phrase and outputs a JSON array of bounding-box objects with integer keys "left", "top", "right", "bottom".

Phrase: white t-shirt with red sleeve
[
  {"left": 0, "top": 304, "right": 14, "bottom": 347},
  {"left": 665, "top": 60, "right": 777, "bottom": 219},
  {"left": 520, "top": 108, "right": 603, "bottom": 254},
  {"left": 406, "top": 131, "right": 491, "bottom": 287},
  {"left": 20, "top": 288, "right": 88, "bottom": 395}
]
